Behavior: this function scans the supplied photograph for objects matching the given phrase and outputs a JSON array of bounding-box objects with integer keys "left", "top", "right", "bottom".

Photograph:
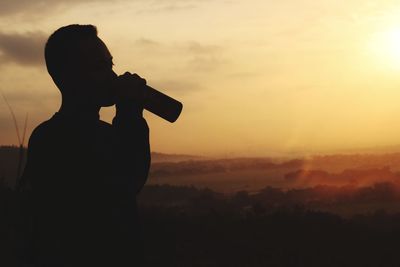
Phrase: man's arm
[{"left": 112, "top": 99, "right": 151, "bottom": 194}]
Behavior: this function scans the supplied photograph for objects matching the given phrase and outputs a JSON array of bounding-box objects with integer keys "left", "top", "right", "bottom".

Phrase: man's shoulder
[
  {"left": 29, "top": 116, "right": 113, "bottom": 144},
  {"left": 31, "top": 117, "right": 59, "bottom": 137},
  {"left": 28, "top": 117, "right": 59, "bottom": 145}
]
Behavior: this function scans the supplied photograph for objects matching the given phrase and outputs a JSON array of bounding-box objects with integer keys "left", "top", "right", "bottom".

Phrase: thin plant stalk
[
  {"left": 17, "top": 113, "right": 29, "bottom": 180},
  {"left": 1, "top": 90, "right": 28, "bottom": 189}
]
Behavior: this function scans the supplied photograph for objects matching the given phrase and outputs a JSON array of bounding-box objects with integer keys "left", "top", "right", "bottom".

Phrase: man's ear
[{"left": 55, "top": 70, "right": 78, "bottom": 94}]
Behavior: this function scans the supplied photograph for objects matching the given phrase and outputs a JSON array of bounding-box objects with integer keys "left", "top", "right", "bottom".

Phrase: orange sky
[{"left": 1, "top": 1, "right": 400, "bottom": 157}]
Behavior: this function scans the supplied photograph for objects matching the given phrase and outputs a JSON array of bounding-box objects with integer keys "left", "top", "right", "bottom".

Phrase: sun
[
  {"left": 368, "top": 27, "right": 400, "bottom": 70},
  {"left": 382, "top": 28, "right": 400, "bottom": 60}
]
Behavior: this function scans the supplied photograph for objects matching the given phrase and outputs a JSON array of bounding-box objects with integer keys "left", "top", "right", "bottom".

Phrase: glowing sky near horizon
[{"left": 1, "top": 0, "right": 400, "bottom": 157}]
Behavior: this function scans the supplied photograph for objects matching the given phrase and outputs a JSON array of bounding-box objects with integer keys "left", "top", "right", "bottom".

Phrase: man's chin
[
  {"left": 98, "top": 97, "right": 115, "bottom": 107},
  {"left": 98, "top": 94, "right": 116, "bottom": 107},
  {"left": 100, "top": 100, "right": 115, "bottom": 107}
]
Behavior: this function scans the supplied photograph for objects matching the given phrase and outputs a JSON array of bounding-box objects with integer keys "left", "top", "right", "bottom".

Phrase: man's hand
[
  {"left": 115, "top": 72, "right": 147, "bottom": 103},
  {"left": 114, "top": 72, "right": 147, "bottom": 117}
]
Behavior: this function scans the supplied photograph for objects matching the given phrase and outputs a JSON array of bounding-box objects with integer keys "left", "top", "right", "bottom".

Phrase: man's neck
[{"left": 58, "top": 100, "right": 101, "bottom": 120}]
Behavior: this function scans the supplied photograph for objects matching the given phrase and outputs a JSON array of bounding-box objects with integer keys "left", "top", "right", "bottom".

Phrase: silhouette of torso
[{"left": 21, "top": 111, "right": 150, "bottom": 266}]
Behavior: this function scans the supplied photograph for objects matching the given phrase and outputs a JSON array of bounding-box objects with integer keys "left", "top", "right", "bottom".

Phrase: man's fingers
[
  {"left": 115, "top": 72, "right": 147, "bottom": 102},
  {"left": 120, "top": 72, "right": 146, "bottom": 85},
  {"left": 132, "top": 73, "right": 147, "bottom": 86}
]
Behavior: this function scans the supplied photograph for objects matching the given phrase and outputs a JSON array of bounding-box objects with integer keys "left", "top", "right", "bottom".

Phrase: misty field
[{"left": 3, "top": 146, "right": 400, "bottom": 266}]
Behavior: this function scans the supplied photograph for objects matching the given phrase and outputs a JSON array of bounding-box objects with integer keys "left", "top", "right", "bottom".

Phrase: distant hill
[
  {"left": 3, "top": 145, "right": 400, "bottom": 192},
  {"left": 151, "top": 152, "right": 205, "bottom": 163}
]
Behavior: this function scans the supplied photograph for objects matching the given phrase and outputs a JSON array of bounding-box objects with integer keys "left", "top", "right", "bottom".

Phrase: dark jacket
[{"left": 20, "top": 110, "right": 150, "bottom": 266}]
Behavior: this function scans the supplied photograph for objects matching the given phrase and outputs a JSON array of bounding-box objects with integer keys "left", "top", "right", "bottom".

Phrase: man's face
[{"left": 68, "top": 37, "right": 117, "bottom": 107}]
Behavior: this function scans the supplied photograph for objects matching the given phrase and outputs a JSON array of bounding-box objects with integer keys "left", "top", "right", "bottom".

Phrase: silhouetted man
[{"left": 20, "top": 24, "right": 150, "bottom": 266}]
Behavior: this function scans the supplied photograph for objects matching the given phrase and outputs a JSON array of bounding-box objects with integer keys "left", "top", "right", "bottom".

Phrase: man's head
[{"left": 45, "top": 24, "right": 117, "bottom": 107}]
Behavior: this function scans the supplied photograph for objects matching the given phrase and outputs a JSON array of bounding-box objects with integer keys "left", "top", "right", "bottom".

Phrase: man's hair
[{"left": 45, "top": 24, "right": 98, "bottom": 88}]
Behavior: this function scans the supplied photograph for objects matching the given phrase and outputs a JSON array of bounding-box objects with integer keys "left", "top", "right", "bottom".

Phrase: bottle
[{"left": 143, "top": 86, "right": 183, "bottom": 123}]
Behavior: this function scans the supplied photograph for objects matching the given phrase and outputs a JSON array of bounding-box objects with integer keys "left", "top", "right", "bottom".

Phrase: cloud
[
  {"left": 135, "top": 2, "right": 197, "bottom": 14},
  {"left": 0, "top": 0, "right": 110, "bottom": 16},
  {"left": 151, "top": 79, "right": 202, "bottom": 94},
  {"left": 0, "top": 0, "right": 206, "bottom": 17},
  {"left": 226, "top": 71, "right": 261, "bottom": 79},
  {"left": 135, "top": 38, "right": 161, "bottom": 47},
  {"left": 133, "top": 38, "right": 227, "bottom": 73},
  {"left": 0, "top": 31, "right": 47, "bottom": 66},
  {"left": 1, "top": 89, "right": 57, "bottom": 104},
  {"left": 0, "top": 0, "right": 38, "bottom": 15},
  {"left": 0, "top": 31, "right": 227, "bottom": 74},
  {"left": 183, "top": 42, "right": 227, "bottom": 72},
  {"left": 185, "top": 42, "right": 222, "bottom": 55}
]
